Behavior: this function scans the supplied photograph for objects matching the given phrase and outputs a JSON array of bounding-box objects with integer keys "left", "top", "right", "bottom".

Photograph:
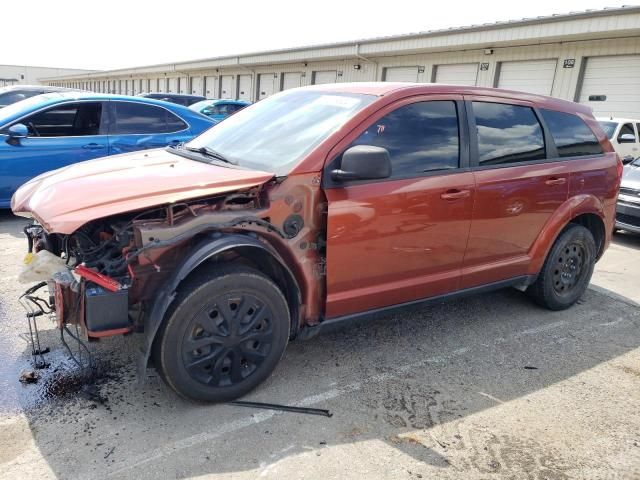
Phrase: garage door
[
  {"left": 178, "top": 77, "right": 188, "bottom": 94},
  {"left": 282, "top": 72, "right": 302, "bottom": 90},
  {"left": 236, "top": 75, "right": 252, "bottom": 101},
  {"left": 384, "top": 66, "right": 419, "bottom": 82},
  {"left": 258, "top": 73, "right": 277, "bottom": 100},
  {"left": 191, "top": 77, "right": 203, "bottom": 96},
  {"left": 220, "top": 75, "right": 234, "bottom": 99},
  {"left": 168, "top": 78, "right": 179, "bottom": 93},
  {"left": 578, "top": 55, "right": 640, "bottom": 119},
  {"left": 435, "top": 63, "right": 478, "bottom": 86},
  {"left": 497, "top": 59, "right": 557, "bottom": 95},
  {"left": 205, "top": 76, "right": 217, "bottom": 97},
  {"left": 313, "top": 71, "right": 337, "bottom": 85}
]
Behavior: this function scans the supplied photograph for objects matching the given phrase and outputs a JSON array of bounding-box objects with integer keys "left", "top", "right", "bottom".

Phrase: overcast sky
[{"left": 4, "top": 1, "right": 630, "bottom": 71}]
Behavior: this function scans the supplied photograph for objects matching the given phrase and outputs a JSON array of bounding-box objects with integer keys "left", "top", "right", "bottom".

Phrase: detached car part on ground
[{"left": 12, "top": 83, "right": 621, "bottom": 402}]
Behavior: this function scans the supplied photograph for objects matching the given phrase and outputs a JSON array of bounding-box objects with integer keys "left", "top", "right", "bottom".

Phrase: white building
[
  {"left": 42, "top": 5, "right": 640, "bottom": 118},
  {"left": 0, "top": 64, "right": 94, "bottom": 87}
]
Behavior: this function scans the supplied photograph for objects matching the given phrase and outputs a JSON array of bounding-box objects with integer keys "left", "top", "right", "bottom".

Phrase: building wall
[
  {"left": 0, "top": 65, "right": 93, "bottom": 87},
  {"left": 41, "top": 7, "right": 640, "bottom": 117}
]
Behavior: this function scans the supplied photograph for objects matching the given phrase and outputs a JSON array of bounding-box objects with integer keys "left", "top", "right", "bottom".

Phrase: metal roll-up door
[
  {"left": 205, "top": 76, "right": 217, "bottom": 97},
  {"left": 237, "top": 75, "right": 252, "bottom": 101},
  {"left": 178, "top": 77, "right": 188, "bottom": 94},
  {"left": 220, "top": 75, "right": 234, "bottom": 99},
  {"left": 258, "top": 73, "right": 277, "bottom": 100},
  {"left": 167, "top": 78, "right": 178, "bottom": 93},
  {"left": 191, "top": 77, "right": 204, "bottom": 96},
  {"left": 497, "top": 59, "right": 557, "bottom": 95},
  {"left": 435, "top": 63, "right": 479, "bottom": 86},
  {"left": 313, "top": 70, "right": 337, "bottom": 85},
  {"left": 578, "top": 55, "right": 640, "bottom": 119},
  {"left": 384, "top": 66, "right": 419, "bottom": 82},
  {"left": 282, "top": 72, "right": 302, "bottom": 90}
]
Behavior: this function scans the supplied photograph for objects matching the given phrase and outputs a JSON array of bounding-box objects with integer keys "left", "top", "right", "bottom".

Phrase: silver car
[{"left": 617, "top": 157, "right": 640, "bottom": 233}]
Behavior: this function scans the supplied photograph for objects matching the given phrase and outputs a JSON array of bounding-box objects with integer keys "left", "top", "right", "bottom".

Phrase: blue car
[
  {"left": 189, "top": 99, "right": 250, "bottom": 124},
  {"left": 0, "top": 92, "right": 214, "bottom": 207}
]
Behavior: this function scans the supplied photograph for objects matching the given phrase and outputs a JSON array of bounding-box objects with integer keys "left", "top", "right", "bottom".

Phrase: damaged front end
[{"left": 18, "top": 175, "right": 326, "bottom": 377}]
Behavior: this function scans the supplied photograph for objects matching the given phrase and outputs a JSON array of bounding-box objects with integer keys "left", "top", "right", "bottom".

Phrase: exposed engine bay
[{"left": 19, "top": 177, "right": 325, "bottom": 362}]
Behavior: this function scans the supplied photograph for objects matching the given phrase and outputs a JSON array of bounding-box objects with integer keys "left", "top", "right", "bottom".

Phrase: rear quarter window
[{"left": 540, "top": 109, "right": 603, "bottom": 157}]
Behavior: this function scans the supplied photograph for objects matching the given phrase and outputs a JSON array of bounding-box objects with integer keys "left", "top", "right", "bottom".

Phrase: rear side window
[
  {"left": 21, "top": 102, "right": 103, "bottom": 137},
  {"left": 472, "top": 102, "right": 545, "bottom": 165},
  {"left": 350, "top": 100, "right": 459, "bottom": 177},
  {"left": 540, "top": 109, "right": 603, "bottom": 157},
  {"left": 113, "top": 102, "right": 187, "bottom": 134}
]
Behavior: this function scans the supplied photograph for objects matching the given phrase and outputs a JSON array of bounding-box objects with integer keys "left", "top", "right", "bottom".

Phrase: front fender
[
  {"left": 527, "top": 194, "right": 605, "bottom": 275},
  {"left": 136, "top": 232, "right": 299, "bottom": 380}
]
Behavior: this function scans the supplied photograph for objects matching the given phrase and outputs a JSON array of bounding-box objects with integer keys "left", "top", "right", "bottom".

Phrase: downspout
[{"left": 355, "top": 43, "right": 378, "bottom": 80}]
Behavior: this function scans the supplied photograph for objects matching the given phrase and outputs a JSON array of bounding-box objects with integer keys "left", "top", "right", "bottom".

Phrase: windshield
[
  {"left": 598, "top": 121, "right": 618, "bottom": 139},
  {"left": 185, "top": 89, "right": 376, "bottom": 175},
  {"left": 189, "top": 100, "right": 211, "bottom": 111}
]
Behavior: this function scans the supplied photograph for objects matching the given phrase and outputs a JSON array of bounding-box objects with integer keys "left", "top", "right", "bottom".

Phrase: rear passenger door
[
  {"left": 461, "top": 98, "right": 570, "bottom": 288},
  {"left": 108, "top": 101, "right": 189, "bottom": 154},
  {"left": 324, "top": 96, "right": 475, "bottom": 318}
]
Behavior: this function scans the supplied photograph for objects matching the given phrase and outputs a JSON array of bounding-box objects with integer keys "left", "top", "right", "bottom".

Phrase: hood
[
  {"left": 621, "top": 162, "right": 640, "bottom": 191},
  {"left": 11, "top": 148, "right": 274, "bottom": 234}
]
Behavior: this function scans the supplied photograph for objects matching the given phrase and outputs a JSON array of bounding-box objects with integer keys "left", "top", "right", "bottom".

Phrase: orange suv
[{"left": 12, "top": 83, "right": 622, "bottom": 402}]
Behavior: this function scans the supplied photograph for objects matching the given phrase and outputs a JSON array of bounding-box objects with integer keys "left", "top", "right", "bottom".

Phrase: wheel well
[
  {"left": 189, "top": 246, "right": 302, "bottom": 339},
  {"left": 570, "top": 213, "right": 606, "bottom": 259}
]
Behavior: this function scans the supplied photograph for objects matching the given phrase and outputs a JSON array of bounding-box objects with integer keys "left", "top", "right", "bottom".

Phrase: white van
[{"left": 597, "top": 117, "right": 640, "bottom": 162}]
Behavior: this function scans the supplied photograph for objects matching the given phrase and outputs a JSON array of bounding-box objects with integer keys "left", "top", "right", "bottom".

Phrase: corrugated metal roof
[{"left": 41, "top": 5, "right": 640, "bottom": 81}]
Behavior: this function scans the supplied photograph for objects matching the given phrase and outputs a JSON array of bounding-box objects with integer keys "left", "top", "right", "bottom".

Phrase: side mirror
[
  {"left": 619, "top": 133, "right": 637, "bottom": 143},
  {"left": 8, "top": 123, "right": 28, "bottom": 139},
  {"left": 331, "top": 145, "right": 392, "bottom": 182},
  {"left": 622, "top": 155, "right": 636, "bottom": 165}
]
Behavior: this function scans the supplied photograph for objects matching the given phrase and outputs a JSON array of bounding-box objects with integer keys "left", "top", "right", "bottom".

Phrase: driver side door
[
  {"left": 0, "top": 101, "right": 108, "bottom": 205},
  {"left": 324, "top": 96, "right": 475, "bottom": 318}
]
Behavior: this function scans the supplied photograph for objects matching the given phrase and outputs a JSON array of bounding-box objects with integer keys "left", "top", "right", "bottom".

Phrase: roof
[
  {"left": 41, "top": 5, "right": 640, "bottom": 81},
  {"left": 596, "top": 116, "right": 640, "bottom": 123},
  {"left": 308, "top": 82, "right": 592, "bottom": 113}
]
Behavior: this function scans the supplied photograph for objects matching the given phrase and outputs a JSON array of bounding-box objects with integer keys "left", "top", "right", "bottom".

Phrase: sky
[{"left": 3, "top": 0, "right": 631, "bottom": 71}]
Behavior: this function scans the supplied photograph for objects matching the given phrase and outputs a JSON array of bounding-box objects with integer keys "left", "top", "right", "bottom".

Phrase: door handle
[
  {"left": 545, "top": 177, "right": 566, "bottom": 186},
  {"left": 440, "top": 189, "right": 471, "bottom": 200},
  {"left": 82, "top": 143, "right": 105, "bottom": 150}
]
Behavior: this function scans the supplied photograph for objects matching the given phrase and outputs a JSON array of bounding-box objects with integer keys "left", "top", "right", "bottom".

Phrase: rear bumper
[{"left": 615, "top": 201, "right": 640, "bottom": 234}]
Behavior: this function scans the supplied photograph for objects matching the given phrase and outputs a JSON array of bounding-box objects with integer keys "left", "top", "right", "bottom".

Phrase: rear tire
[
  {"left": 529, "top": 224, "right": 596, "bottom": 311},
  {"left": 154, "top": 265, "right": 290, "bottom": 402}
]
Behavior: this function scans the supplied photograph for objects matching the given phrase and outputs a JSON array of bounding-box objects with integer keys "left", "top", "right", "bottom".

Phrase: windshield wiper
[{"left": 184, "top": 146, "right": 236, "bottom": 165}]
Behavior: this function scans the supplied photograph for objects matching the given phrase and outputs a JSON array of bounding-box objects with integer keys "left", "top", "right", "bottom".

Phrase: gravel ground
[{"left": 0, "top": 210, "right": 639, "bottom": 480}]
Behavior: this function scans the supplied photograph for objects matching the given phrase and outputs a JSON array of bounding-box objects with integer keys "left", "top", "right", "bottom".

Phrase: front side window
[
  {"left": 350, "top": 101, "right": 460, "bottom": 177},
  {"left": 21, "top": 102, "right": 103, "bottom": 137},
  {"left": 540, "top": 109, "right": 603, "bottom": 157},
  {"left": 473, "top": 102, "right": 545, "bottom": 165},
  {"left": 113, "top": 102, "right": 186, "bottom": 134},
  {"left": 618, "top": 123, "right": 636, "bottom": 142}
]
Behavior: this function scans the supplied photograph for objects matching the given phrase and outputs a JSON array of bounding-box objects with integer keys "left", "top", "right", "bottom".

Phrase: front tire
[
  {"left": 154, "top": 265, "right": 290, "bottom": 402},
  {"left": 529, "top": 224, "right": 596, "bottom": 311}
]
